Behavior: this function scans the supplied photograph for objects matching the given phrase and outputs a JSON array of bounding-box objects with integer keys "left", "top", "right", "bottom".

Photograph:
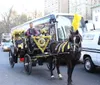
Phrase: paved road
[{"left": 0, "top": 48, "right": 100, "bottom": 85}]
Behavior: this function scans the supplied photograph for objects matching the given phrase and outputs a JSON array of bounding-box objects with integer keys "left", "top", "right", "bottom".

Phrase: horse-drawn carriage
[
  {"left": 9, "top": 28, "right": 56, "bottom": 74},
  {"left": 9, "top": 13, "right": 85, "bottom": 85}
]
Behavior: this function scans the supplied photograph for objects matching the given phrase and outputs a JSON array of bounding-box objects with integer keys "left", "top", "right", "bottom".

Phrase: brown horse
[{"left": 49, "top": 30, "right": 82, "bottom": 85}]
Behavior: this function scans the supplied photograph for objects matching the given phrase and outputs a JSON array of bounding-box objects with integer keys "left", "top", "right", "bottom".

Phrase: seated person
[
  {"left": 26, "top": 22, "right": 39, "bottom": 36},
  {"left": 14, "top": 33, "right": 23, "bottom": 63},
  {"left": 14, "top": 33, "right": 23, "bottom": 48},
  {"left": 25, "top": 22, "right": 39, "bottom": 52}
]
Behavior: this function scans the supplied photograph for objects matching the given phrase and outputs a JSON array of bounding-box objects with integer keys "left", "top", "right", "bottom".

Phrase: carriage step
[
  {"left": 35, "top": 55, "right": 49, "bottom": 58},
  {"left": 24, "top": 63, "right": 28, "bottom": 66},
  {"left": 44, "top": 52, "right": 49, "bottom": 54},
  {"left": 34, "top": 47, "right": 48, "bottom": 50},
  {"left": 34, "top": 52, "right": 50, "bottom": 58}
]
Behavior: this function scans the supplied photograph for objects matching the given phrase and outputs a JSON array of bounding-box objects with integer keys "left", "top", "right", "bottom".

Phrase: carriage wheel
[
  {"left": 24, "top": 54, "right": 32, "bottom": 75},
  {"left": 9, "top": 51, "right": 15, "bottom": 68},
  {"left": 47, "top": 58, "right": 56, "bottom": 71}
]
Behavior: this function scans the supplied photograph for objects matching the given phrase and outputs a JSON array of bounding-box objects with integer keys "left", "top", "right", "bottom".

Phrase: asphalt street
[{"left": 0, "top": 48, "right": 100, "bottom": 85}]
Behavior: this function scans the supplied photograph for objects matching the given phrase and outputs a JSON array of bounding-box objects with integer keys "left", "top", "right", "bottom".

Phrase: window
[
  {"left": 2, "top": 39, "right": 10, "bottom": 42},
  {"left": 98, "top": 36, "right": 100, "bottom": 45},
  {"left": 49, "top": 25, "right": 56, "bottom": 40},
  {"left": 95, "top": 16, "right": 98, "bottom": 21},
  {"left": 57, "top": 28, "right": 64, "bottom": 41},
  {"left": 83, "top": 34, "right": 94, "bottom": 40},
  {"left": 94, "top": 0, "right": 97, "bottom": 4},
  {"left": 56, "top": 15, "right": 72, "bottom": 41},
  {"left": 56, "top": 15, "right": 86, "bottom": 41},
  {"left": 35, "top": 22, "right": 56, "bottom": 40}
]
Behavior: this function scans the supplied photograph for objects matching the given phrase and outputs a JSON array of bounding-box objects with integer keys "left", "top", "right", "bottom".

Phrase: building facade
[
  {"left": 91, "top": 0, "right": 100, "bottom": 22},
  {"left": 91, "top": 0, "right": 100, "bottom": 6},
  {"left": 69, "top": 0, "right": 92, "bottom": 20},
  {"left": 44, "top": 0, "right": 69, "bottom": 15},
  {"left": 44, "top": 0, "right": 100, "bottom": 20}
]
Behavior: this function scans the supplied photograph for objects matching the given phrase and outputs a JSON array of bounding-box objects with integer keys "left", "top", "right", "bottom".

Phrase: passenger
[
  {"left": 15, "top": 33, "right": 23, "bottom": 48},
  {"left": 14, "top": 33, "right": 23, "bottom": 63}
]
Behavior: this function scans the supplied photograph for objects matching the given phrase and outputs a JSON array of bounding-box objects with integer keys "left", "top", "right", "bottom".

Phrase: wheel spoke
[
  {"left": 9, "top": 51, "right": 14, "bottom": 68},
  {"left": 24, "top": 54, "right": 32, "bottom": 75}
]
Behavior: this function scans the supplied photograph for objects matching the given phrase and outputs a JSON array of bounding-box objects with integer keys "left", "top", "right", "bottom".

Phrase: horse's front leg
[
  {"left": 67, "top": 61, "right": 75, "bottom": 85},
  {"left": 49, "top": 56, "right": 54, "bottom": 78},
  {"left": 56, "top": 57, "right": 62, "bottom": 79}
]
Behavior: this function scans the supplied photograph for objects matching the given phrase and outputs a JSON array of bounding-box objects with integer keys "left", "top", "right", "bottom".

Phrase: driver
[
  {"left": 26, "top": 22, "right": 39, "bottom": 53},
  {"left": 26, "top": 22, "right": 39, "bottom": 36}
]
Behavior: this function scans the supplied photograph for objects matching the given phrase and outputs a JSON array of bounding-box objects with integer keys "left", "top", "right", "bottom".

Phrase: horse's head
[{"left": 69, "top": 30, "right": 82, "bottom": 52}]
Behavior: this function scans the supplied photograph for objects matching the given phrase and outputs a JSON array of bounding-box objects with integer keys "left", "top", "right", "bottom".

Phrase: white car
[
  {"left": 1, "top": 40, "right": 13, "bottom": 51},
  {"left": 80, "top": 30, "right": 100, "bottom": 72}
]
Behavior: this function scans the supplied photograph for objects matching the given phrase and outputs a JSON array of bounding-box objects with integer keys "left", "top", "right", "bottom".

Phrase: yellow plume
[{"left": 72, "top": 14, "right": 82, "bottom": 31}]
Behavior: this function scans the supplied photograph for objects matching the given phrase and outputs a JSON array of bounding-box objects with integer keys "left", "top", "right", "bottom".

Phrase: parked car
[
  {"left": 1, "top": 39, "right": 13, "bottom": 51},
  {"left": 80, "top": 30, "right": 100, "bottom": 72}
]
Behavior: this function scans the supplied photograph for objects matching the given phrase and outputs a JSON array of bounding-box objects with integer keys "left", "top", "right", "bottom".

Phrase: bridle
[{"left": 70, "top": 34, "right": 82, "bottom": 52}]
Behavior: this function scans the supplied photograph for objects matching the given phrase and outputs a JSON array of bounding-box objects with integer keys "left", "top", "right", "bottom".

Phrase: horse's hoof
[
  {"left": 67, "top": 83, "right": 72, "bottom": 85},
  {"left": 67, "top": 82, "right": 73, "bottom": 85},
  {"left": 58, "top": 74, "right": 63, "bottom": 79},
  {"left": 51, "top": 75, "right": 55, "bottom": 78}
]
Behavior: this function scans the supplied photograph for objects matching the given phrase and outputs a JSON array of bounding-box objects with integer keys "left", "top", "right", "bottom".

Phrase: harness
[
  {"left": 55, "top": 33, "right": 82, "bottom": 54},
  {"left": 58, "top": 42, "right": 65, "bottom": 53},
  {"left": 62, "top": 41, "right": 70, "bottom": 52},
  {"left": 55, "top": 41, "right": 70, "bottom": 53}
]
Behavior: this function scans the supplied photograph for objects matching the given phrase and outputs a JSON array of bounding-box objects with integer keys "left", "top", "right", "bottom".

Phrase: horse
[{"left": 49, "top": 30, "right": 82, "bottom": 85}]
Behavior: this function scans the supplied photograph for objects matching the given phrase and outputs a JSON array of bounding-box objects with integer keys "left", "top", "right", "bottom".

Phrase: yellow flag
[{"left": 72, "top": 14, "right": 82, "bottom": 31}]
